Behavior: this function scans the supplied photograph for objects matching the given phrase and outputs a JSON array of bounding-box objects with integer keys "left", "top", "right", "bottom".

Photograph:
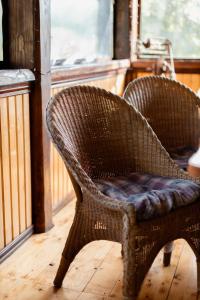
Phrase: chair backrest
[
  {"left": 46, "top": 84, "right": 188, "bottom": 197},
  {"left": 46, "top": 86, "right": 147, "bottom": 181},
  {"left": 124, "top": 76, "right": 200, "bottom": 151}
]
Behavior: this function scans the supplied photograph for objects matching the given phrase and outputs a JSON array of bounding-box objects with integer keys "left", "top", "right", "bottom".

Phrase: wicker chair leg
[
  {"left": 163, "top": 241, "right": 173, "bottom": 266},
  {"left": 122, "top": 243, "right": 138, "bottom": 300},
  {"left": 123, "top": 255, "right": 140, "bottom": 300},
  {"left": 121, "top": 244, "right": 124, "bottom": 258},
  {"left": 54, "top": 218, "right": 88, "bottom": 288},
  {"left": 53, "top": 255, "right": 71, "bottom": 288},
  {"left": 123, "top": 262, "right": 137, "bottom": 300}
]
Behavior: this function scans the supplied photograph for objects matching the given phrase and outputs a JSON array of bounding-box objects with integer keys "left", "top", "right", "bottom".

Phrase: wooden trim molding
[
  {"left": 51, "top": 59, "right": 130, "bottom": 86},
  {"left": 51, "top": 59, "right": 130, "bottom": 89},
  {"left": 114, "top": 0, "right": 132, "bottom": 59},
  {"left": 1, "top": 0, "right": 9, "bottom": 66},
  {"left": 131, "top": 59, "right": 200, "bottom": 74},
  {"left": 30, "top": 0, "right": 53, "bottom": 233},
  {"left": 0, "top": 226, "right": 34, "bottom": 263},
  {"left": 137, "top": 0, "right": 141, "bottom": 40},
  {"left": 174, "top": 60, "right": 200, "bottom": 73},
  {"left": 0, "top": 82, "right": 32, "bottom": 97},
  {"left": 5, "top": 0, "right": 53, "bottom": 233},
  {"left": 0, "top": 69, "right": 35, "bottom": 97},
  {"left": 4, "top": 0, "right": 34, "bottom": 69}
]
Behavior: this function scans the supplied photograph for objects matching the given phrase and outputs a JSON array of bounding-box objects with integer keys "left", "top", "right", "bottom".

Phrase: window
[
  {"left": 0, "top": 2, "right": 2, "bottom": 61},
  {"left": 140, "top": 0, "right": 200, "bottom": 59},
  {"left": 51, "top": 0, "right": 114, "bottom": 67}
]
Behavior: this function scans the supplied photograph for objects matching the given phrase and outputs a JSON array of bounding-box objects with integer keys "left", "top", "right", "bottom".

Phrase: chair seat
[
  {"left": 95, "top": 172, "right": 200, "bottom": 221},
  {"left": 169, "top": 146, "right": 196, "bottom": 170}
]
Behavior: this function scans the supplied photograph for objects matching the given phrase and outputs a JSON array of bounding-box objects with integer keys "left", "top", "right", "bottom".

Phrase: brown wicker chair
[
  {"left": 46, "top": 85, "right": 200, "bottom": 300},
  {"left": 124, "top": 75, "right": 200, "bottom": 267},
  {"left": 124, "top": 76, "right": 200, "bottom": 168}
]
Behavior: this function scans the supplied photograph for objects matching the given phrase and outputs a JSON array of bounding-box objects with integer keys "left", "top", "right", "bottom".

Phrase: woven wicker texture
[
  {"left": 46, "top": 85, "right": 200, "bottom": 299},
  {"left": 124, "top": 75, "right": 200, "bottom": 151},
  {"left": 124, "top": 76, "right": 200, "bottom": 267}
]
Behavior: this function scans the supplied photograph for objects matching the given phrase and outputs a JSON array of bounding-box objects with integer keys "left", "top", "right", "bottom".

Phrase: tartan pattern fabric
[
  {"left": 169, "top": 146, "right": 196, "bottom": 170},
  {"left": 95, "top": 172, "right": 200, "bottom": 221}
]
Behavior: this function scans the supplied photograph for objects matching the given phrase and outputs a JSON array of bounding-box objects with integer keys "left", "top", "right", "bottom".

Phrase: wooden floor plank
[
  {"left": 0, "top": 200, "right": 199, "bottom": 300},
  {"left": 0, "top": 201, "right": 75, "bottom": 280},
  {"left": 78, "top": 291, "right": 105, "bottom": 299},
  {"left": 138, "top": 239, "right": 185, "bottom": 300},
  {"left": 60, "top": 240, "right": 113, "bottom": 292},
  {"left": 167, "top": 242, "right": 197, "bottom": 300},
  {"left": 0, "top": 277, "right": 81, "bottom": 300},
  {"left": 84, "top": 242, "right": 122, "bottom": 297}
]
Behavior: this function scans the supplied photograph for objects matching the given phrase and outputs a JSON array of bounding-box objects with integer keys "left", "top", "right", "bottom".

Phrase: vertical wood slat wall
[
  {"left": 50, "top": 73, "right": 126, "bottom": 212},
  {"left": 0, "top": 93, "right": 32, "bottom": 251},
  {"left": 136, "top": 72, "right": 200, "bottom": 92},
  {"left": 176, "top": 74, "right": 200, "bottom": 92},
  {"left": 50, "top": 87, "right": 74, "bottom": 212}
]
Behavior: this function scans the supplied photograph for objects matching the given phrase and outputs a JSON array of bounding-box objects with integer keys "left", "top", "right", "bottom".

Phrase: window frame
[
  {"left": 0, "top": 0, "right": 10, "bottom": 68},
  {"left": 136, "top": 0, "right": 200, "bottom": 66},
  {"left": 0, "top": 1, "right": 6, "bottom": 67},
  {"left": 50, "top": 0, "right": 114, "bottom": 68},
  {"left": 50, "top": 0, "right": 133, "bottom": 75}
]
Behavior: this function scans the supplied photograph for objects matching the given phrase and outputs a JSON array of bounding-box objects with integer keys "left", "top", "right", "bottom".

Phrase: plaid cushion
[
  {"left": 94, "top": 172, "right": 200, "bottom": 221},
  {"left": 169, "top": 146, "right": 196, "bottom": 170}
]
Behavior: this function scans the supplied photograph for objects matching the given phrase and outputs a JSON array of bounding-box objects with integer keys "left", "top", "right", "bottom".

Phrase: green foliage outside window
[{"left": 141, "top": 0, "right": 200, "bottom": 59}]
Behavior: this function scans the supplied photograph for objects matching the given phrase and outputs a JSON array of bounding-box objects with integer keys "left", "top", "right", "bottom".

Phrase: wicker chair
[
  {"left": 124, "top": 76, "right": 200, "bottom": 266},
  {"left": 124, "top": 76, "right": 200, "bottom": 170},
  {"left": 46, "top": 85, "right": 200, "bottom": 300},
  {"left": 124, "top": 76, "right": 200, "bottom": 267}
]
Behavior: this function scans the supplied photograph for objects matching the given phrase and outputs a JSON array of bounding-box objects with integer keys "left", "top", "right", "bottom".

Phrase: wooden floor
[{"left": 0, "top": 200, "right": 199, "bottom": 300}]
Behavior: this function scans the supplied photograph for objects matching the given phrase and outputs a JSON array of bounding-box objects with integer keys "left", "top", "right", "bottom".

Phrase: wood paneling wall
[
  {"left": 135, "top": 72, "right": 200, "bottom": 92},
  {"left": 0, "top": 93, "right": 32, "bottom": 251},
  {"left": 50, "top": 73, "right": 126, "bottom": 211},
  {"left": 50, "top": 87, "right": 74, "bottom": 212},
  {"left": 176, "top": 74, "right": 200, "bottom": 92}
]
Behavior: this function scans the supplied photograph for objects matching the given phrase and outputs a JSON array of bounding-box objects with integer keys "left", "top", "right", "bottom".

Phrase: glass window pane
[
  {"left": 51, "top": 0, "right": 114, "bottom": 67},
  {"left": 0, "top": 2, "right": 2, "bottom": 61},
  {"left": 141, "top": 0, "right": 200, "bottom": 59}
]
